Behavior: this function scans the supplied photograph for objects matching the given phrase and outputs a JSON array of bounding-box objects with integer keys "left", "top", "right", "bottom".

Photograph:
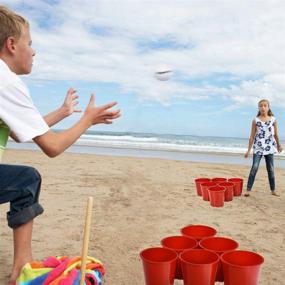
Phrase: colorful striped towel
[{"left": 16, "top": 256, "right": 105, "bottom": 285}]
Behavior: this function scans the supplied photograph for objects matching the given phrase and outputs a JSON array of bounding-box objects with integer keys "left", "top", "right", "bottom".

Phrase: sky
[{"left": 3, "top": 0, "right": 285, "bottom": 138}]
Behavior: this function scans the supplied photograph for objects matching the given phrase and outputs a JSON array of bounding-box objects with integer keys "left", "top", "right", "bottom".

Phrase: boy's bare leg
[{"left": 9, "top": 220, "right": 33, "bottom": 285}]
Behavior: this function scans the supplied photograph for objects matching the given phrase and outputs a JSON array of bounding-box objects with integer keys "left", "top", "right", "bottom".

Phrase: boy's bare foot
[
  {"left": 9, "top": 262, "right": 27, "bottom": 285},
  {"left": 8, "top": 277, "right": 16, "bottom": 285},
  {"left": 271, "top": 191, "right": 280, "bottom": 196},
  {"left": 244, "top": 191, "right": 250, "bottom": 197},
  {"left": 8, "top": 272, "right": 19, "bottom": 285}
]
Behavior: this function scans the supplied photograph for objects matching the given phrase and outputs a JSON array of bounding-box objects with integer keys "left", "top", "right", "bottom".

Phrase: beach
[{"left": 0, "top": 149, "right": 284, "bottom": 284}]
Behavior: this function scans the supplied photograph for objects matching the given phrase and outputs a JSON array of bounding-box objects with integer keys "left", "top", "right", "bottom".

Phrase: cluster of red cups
[
  {"left": 195, "top": 177, "right": 244, "bottom": 207},
  {"left": 140, "top": 224, "right": 264, "bottom": 285}
]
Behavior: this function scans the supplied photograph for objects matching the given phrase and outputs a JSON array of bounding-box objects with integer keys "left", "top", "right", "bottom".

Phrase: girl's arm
[
  {"left": 244, "top": 120, "right": 256, "bottom": 158},
  {"left": 274, "top": 121, "right": 283, "bottom": 153}
]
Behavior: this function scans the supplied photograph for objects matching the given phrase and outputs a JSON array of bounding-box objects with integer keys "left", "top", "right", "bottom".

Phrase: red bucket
[
  {"left": 200, "top": 182, "right": 217, "bottom": 201},
  {"left": 211, "top": 177, "right": 227, "bottom": 183},
  {"left": 161, "top": 236, "right": 198, "bottom": 280},
  {"left": 221, "top": 250, "right": 264, "bottom": 285},
  {"left": 199, "top": 237, "right": 239, "bottom": 282},
  {"left": 208, "top": 186, "right": 226, "bottom": 207},
  {"left": 195, "top": 178, "right": 211, "bottom": 196},
  {"left": 180, "top": 225, "right": 217, "bottom": 241},
  {"left": 228, "top": 178, "right": 243, "bottom": 196},
  {"left": 140, "top": 247, "right": 178, "bottom": 285},
  {"left": 179, "top": 249, "right": 219, "bottom": 285},
  {"left": 218, "top": 182, "right": 234, "bottom": 202}
]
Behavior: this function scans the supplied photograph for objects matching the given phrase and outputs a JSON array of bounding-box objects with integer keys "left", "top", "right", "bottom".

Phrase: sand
[{"left": 0, "top": 149, "right": 284, "bottom": 284}]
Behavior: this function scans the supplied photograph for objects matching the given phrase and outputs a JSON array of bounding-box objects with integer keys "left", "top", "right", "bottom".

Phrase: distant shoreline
[{"left": 6, "top": 141, "right": 285, "bottom": 168}]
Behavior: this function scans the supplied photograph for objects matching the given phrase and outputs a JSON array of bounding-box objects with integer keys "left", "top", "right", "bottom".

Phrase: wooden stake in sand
[{"left": 80, "top": 196, "right": 94, "bottom": 285}]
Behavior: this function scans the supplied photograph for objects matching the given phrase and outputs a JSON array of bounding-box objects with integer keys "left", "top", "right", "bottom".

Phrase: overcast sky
[{"left": 4, "top": 0, "right": 285, "bottom": 138}]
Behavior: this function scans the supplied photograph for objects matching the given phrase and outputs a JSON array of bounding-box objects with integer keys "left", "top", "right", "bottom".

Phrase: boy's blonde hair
[{"left": 0, "top": 5, "right": 29, "bottom": 50}]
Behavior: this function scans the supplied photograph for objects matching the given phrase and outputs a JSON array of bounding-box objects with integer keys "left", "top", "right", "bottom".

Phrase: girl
[{"left": 244, "top": 99, "right": 283, "bottom": 197}]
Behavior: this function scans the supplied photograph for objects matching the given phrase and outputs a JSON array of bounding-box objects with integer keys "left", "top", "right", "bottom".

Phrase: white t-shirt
[{"left": 0, "top": 59, "right": 49, "bottom": 142}]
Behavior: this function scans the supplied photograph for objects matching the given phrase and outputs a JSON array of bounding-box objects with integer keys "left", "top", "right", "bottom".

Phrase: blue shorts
[{"left": 0, "top": 164, "right": 44, "bottom": 229}]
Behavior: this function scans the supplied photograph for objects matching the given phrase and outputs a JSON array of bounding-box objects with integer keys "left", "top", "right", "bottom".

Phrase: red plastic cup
[
  {"left": 228, "top": 178, "right": 243, "bottom": 196},
  {"left": 179, "top": 249, "right": 219, "bottom": 285},
  {"left": 218, "top": 182, "right": 234, "bottom": 202},
  {"left": 195, "top": 178, "right": 211, "bottom": 196},
  {"left": 180, "top": 225, "right": 217, "bottom": 242},
  {"left": 161, "top": 236, "right": 198, "bottom": 280},
  {"left": 200, "top": 182, "right": 217, "bottom": 201},
  {"left": 211, "top": 177, "right": 227, "bottom": 183},
  {"left": 199, "top": 237, "right": 239, "bottom": 282},
  {"left": 208, "top": 186, "right": 226, "bottom": 207},
  {"left": 140, "top": 247, "right": 178, "bottom": 285},
  {"left": 221, "top": 250, "right": 264, "bottom": 285}
]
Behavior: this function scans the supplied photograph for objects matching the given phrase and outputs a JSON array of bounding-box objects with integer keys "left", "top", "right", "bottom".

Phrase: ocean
[
  {"left": 78, "top": 131, "right": 250, "bottom": 154},
  {"left": 6, "top": 130, "right": 285, "bottom": 168}
]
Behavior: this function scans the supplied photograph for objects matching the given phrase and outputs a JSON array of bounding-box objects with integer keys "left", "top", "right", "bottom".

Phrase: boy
[{"left": 0, "top": 5, "right": 121, "bottom": 284}]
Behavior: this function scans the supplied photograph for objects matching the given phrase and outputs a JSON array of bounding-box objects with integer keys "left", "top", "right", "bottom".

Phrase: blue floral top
[{"left": 253, "top": 116, "right": 277, "bottom": 155}]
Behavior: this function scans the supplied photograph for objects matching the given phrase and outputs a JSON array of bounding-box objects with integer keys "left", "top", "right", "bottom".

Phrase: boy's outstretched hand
[
  {"left": 34, "top": 92, "right": 121, "bottom": 157},
  {"left": 61, "top": 88, "right": 82, "bottom": 116},
  {"left": 84, "top": 94, "right": 121, "bottom": 125}
]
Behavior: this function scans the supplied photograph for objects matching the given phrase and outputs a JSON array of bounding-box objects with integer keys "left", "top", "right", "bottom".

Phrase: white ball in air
[{"left": 154, "top": 65, "right": 173, "bottom": 81}]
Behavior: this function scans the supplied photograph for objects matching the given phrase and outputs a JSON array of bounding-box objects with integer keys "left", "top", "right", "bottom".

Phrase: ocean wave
[
  {"left": 75, "top": 138, "right": 247, "bottom": 154},
  {"left": 75, "top": 133, "right": 285, "bottom": 157},
  {"left": 81, "top": 134, "right": 159, "bottom": 142}
]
